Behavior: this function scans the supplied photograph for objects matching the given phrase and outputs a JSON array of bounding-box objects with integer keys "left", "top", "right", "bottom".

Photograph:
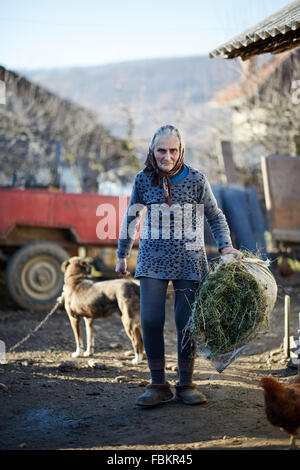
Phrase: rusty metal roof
[{"left": 209, "top": 0, "right": 300, "bottom": 60}]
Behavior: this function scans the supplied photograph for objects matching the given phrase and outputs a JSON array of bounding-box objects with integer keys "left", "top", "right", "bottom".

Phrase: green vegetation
[{"left": 189, "top": 256, "right": 268, "bottom": 357}]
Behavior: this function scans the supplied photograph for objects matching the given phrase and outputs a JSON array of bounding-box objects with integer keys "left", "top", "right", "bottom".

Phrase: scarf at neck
[{"left": 143, "top": 149, "right": 184, "bottom": 206}]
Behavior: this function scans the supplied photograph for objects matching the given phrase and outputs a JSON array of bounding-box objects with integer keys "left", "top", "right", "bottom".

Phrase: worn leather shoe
[
  {"left": 136, "top": 383, "right": 174, "bottom": 407},
  {"left": 175, "top": 383, "right": 207, "bottom": 405}
]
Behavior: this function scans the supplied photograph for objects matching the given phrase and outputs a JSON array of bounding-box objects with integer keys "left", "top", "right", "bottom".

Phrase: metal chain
[{"left": 8, "top": 296, "right": 64, "bottom": 353}]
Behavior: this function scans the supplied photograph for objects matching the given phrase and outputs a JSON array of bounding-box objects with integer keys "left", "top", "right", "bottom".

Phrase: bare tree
[
  {"left": 231, "top": 50, "right": 300, "bottom": 161},
  {"left": 0, "top": 66, "right": 139, "bottom": 191}
]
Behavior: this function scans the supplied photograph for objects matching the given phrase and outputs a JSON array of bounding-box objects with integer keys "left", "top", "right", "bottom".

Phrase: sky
[{"left": 0, "top": 0, "right": 292, "bottom": 70}]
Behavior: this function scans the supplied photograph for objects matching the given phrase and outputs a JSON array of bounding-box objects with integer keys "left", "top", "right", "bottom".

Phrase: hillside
[
  {"left": 0, "top": 65, "right": 139, "bottom": 192},
  {"left": 24, "top": 55, "right": 241, "bottom": 110},
  {"left": 22, "top": 55, "right": 243, "bottom": 178}
]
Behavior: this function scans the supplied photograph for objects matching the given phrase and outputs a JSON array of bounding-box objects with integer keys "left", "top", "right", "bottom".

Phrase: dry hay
[{"left": 188, "top": 253, "right": 270, "bottom": 359}]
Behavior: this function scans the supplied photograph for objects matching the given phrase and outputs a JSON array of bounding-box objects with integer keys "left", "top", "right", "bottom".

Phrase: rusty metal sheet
[
  {"left": 261, "top": 154, "right": 300, "bottom": 235},
  {"left": 0, "top": 188, "right": 143, "bottom": 246}
]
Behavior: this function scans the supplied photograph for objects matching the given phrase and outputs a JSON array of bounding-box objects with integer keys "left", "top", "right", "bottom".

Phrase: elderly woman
[{"left": 116, "top": 125, "right": 241, "bottom": 407}]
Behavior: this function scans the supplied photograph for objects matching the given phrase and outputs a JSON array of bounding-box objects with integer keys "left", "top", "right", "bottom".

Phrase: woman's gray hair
[{"left": 149, "top": 125, "right": 184, "bottom": 154}]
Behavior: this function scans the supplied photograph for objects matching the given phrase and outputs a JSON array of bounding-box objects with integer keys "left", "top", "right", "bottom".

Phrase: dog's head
[{"left": 61, "top": 257, "right": 92, "bottom": 279}]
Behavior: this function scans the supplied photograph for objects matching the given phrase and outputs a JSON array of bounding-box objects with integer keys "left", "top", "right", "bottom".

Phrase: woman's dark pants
[{"left": 139, "top": 277, "right": 199, "bottom": 385}]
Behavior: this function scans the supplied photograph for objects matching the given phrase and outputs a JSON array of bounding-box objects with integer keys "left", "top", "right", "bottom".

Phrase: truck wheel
[{"left": 6, "top": 241, "right": 70, "bottom": 311}]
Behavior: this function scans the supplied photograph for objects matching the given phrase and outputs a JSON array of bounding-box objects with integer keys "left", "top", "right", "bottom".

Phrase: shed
[{"left": 209, "top": 0, "right": 300, "bottom": 60}]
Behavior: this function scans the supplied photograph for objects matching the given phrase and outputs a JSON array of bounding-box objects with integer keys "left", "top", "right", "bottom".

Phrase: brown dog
[{"left": 61, "top": 256, "right": 144, "bottom": 364}]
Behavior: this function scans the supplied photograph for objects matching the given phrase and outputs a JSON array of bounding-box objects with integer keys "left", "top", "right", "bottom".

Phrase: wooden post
[
  {"left": 220, "top": 141, "right": 238, "bottom": 184},
  {"left": 284, "top": 295, "right": 290, "bottom": 358},
  {"left": 260, "top": 155, "right": 273, "bottom": 230}
]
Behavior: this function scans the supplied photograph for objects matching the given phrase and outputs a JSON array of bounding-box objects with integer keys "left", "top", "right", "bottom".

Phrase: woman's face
[{"left": 154, "top": 134, "right": 180, "bottom": 172}]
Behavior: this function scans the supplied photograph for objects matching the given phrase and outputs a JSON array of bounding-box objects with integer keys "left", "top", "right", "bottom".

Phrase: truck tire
[{"left": 6, "top": 241, "right": 70, "bottom": 311}]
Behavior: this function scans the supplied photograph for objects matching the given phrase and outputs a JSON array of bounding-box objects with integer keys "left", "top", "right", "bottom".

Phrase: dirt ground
[{"left": 0, "top": 268, "right": 300, "bottom": 452}]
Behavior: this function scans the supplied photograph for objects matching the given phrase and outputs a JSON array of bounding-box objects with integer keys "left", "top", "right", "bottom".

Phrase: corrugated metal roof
[{"left": 209, "top": 0, "right": 300, "bottom": 60}]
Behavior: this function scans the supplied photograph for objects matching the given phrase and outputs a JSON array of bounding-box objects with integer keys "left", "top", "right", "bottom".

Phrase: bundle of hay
[{"left": 185, "top": 253, "right": 277, "bottom": 371}]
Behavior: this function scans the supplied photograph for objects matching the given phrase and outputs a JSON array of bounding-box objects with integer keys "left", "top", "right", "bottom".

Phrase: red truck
[{"left": 0, "top": 188, "right": 141, "bottom": 311}]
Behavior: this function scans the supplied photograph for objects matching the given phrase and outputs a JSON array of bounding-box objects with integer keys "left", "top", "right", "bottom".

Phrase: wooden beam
[
  {"left": 220, "top": 141, "right": 238, "bottom": 184},
  {"left": 284, "top": 295, "right": 290, "bottom": 358}
]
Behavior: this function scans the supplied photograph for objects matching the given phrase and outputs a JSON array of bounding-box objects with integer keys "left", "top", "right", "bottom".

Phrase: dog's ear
[{"left": 61, "top": 259, "right": 70, "bottom": 273}]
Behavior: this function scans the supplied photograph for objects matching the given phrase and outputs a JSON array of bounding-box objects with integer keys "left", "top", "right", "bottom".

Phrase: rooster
[{"left": 260, "top": 376, "right": 300, "bottom": 450}]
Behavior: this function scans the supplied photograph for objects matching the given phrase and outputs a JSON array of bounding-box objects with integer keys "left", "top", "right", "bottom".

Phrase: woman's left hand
[{"left": 220, "top": 246, "right": 243, "bottom": 259}]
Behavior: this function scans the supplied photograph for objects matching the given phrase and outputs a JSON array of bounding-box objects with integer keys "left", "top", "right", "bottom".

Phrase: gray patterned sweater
[{"left": 117, "top": 165, "right": 232, "bottom": 281}]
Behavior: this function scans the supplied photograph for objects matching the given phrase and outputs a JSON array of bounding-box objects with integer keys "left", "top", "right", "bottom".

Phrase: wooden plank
[
  {"left": 272, "top": 229, "right": 300, "bottom": 242},
  {"left": 262, "top": 154, "right": 300, "bottom": 231},
  {"left": 261, "top": 155, "right": 272, "bottom": 229},
  {"left": 220, "top": 141, "right": 238, "bottom": 184},
  {"left": 284, "top": 295, "right": 290, "bottom": 358}
]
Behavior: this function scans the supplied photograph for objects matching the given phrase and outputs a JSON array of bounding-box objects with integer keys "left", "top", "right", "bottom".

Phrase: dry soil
[{"left": 0, "top": 270, "right": 300, "bottom": 452}]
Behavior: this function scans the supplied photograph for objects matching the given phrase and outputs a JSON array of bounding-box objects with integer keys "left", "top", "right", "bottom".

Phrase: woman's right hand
[{"left": 115, "top": 257, "right": 130, "bottom": 278}]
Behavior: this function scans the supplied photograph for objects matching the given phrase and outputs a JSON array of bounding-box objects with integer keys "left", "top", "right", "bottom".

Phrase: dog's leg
[
  {"left": 69, "top": 315, "right": 84, "bottom": 357},
  {"left": 83, "top": 317, "right": 95, "bottom": 357},
  {"left": 131, "top": 329, "right": 144, "bottom": 365},
  {"left": 118, "top": 300, "right": 144, "bottom": 364}
]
